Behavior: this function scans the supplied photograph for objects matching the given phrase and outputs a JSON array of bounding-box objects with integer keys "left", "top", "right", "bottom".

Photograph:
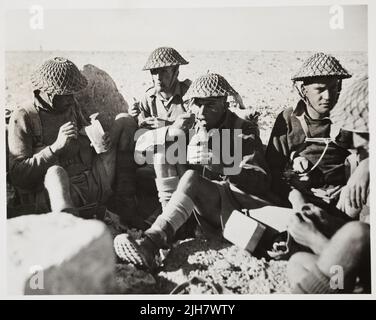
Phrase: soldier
[
  {"left": 8, "top": 57, "right": 138, "bottom": 223},
  {"left": 265, "top": 52, "right": 353, "bottom": 217},
  {"left": 287, "top": 75, "right": 370, "bottom": 294},
  {"left": 114, "top": 73, "right": 272, "bottom": 269},
  {"left": 129, "top": 47, "right": 191, "bottom": 129},
  {"left": 127, "top": 47, "right": 192, "bottom": 226}
]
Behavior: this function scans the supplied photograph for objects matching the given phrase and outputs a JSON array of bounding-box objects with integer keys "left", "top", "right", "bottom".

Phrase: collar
[
  {"left": 149, "top": 81, "right": 183, "bottom": 102},
  {"left": 34, "top": 94, "right": 54, "bottom": 112}
]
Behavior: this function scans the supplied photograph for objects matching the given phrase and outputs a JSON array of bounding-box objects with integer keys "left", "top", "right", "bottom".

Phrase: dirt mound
[{"left": 75, "top": 64, "right": 129, "bottom": 129}]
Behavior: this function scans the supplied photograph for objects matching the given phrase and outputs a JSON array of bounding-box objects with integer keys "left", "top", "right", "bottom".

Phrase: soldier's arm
[
  {"left": 8, "top": 108, "right": 58, "bottom": 189},
  {"left": 265, "top": 111, "right": 292, "bottom": 203},
  {"left": 137, "top": 96, "right": 152, "bottom": 127},
  {"left": 225, "top": 128, "right": 271, "bottom": 196}
]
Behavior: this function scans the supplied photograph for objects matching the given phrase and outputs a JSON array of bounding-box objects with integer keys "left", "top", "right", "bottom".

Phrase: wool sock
[
  {"left": 155, "top": 176, "right": 180, "bottom": 207},
  {"left": 146, "top": 191, "right": 195, "bottom": 247},
  {"left": 293, "top": 263, "right": 342, "bottom": 294}
]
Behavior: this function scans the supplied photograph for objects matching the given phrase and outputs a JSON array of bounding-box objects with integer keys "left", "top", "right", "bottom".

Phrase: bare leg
[
  {"left": 316, "top": 221, "right": 370, "bottom": 292},
  {"left": 292, "top": 221, "right": 370, "bottom": 293},
  {"left": 119, "top": 169, "right": 222, "bottom": 267},
  {"left": 176, "top": 170, "right": 222, "bottom": 228},
  {"left": 44, "top": 165, "right": 77, "bottom": 215},
  {"left": 287, "top": 252, "right": 318, "bottom": 288},
  {"left": 153, "top": 151, "right": 189, "bottom": 208}
]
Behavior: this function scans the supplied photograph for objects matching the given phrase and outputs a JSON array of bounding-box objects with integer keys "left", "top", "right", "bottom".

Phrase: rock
[
  {"left": 75, "top": 64, "right": 129, "bottom": 130},
  {"left": 115, "top": 264, "right": 156, "bottom": 294},
  {"left": 7, "top": 212, "right": 116, "bottom": 295}
]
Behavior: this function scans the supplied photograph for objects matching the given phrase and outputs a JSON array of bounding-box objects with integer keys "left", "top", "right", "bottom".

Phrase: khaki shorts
[{"left": 193, "top": 181, "right": 272, "bottom": 236}]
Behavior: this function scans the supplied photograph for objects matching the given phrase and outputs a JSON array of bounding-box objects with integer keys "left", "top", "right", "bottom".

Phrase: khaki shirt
[{"left": 137, "top": 79, "right": 191, "bottom": 126}]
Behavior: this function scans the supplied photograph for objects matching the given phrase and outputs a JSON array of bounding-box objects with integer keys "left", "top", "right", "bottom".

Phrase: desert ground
[{"left": 5, "top": 51, "right": 368, "bottom": 294}]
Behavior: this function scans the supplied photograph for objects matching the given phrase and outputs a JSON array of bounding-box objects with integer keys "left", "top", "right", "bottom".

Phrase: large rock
[
  {"left": 75, "top": 64, "right": 129, "bottom": 131},
  {"left": 7, "top": 212, "right": 116, "bottom": 295}
]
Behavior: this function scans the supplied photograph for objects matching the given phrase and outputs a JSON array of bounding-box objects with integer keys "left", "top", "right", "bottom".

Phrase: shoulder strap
[
  {"left": 22, "top": 104, "right": 43, "bottom": 145},
  {"left": 150, "top": 96, "right": 158, "bottom": 117},
  {"left": 295, "top": 114, "right": 310, "bottom": 138}
]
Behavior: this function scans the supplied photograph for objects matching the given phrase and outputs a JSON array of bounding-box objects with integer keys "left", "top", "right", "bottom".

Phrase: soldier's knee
[
  {"left": 338, "top": 221, "right": 370, "bottom": 248},
  {"left": 44, "top": 165, "right": 69, "bottom": 187},
  {"left": 113, "top": 114, "right": 138, "bottom": 151},
  {"left": 115, "top": 113, "right": 137, "bottom": 129},
  {"left": 45, "top": 165, "right": 67, "bottom": 179},
  {"left": 287, "top": 252, "right": 317, "bottom": 286},
  {"left": 177, "top": 170, "right": 200, "bottom": 193}
]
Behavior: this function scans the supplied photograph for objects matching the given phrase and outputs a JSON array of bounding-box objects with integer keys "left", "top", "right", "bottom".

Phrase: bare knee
[
  {"left": 287, "top": 252, "right": 317, "bottom": 287},
  {"left": 115, "top": 113, "right": 138, "bottom": 132},
  {"left": 335, "top": 221, "right": 370, "bottom": 249},
  {"left": 44, "top": 165, "right": 68, "bottom": 184},
  {"left": 177, "top": 169, "right": 201, "bottom": 196},
  {"left": 113, "top": 113, "right": 138, "bottom": 150}
]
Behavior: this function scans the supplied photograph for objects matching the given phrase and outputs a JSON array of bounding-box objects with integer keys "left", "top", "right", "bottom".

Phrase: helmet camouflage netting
[
  {"left": 31, "top": 57, "right": 88, "bottom": 95},
  {"left": 184, "top": 73, "right": 237, "bottom": 100},
  {"left": 330, "top": 75, "right": 368, "bottom": 133},
  {"left": 142, "top": 47, "right": 189, "bottom": 70},
  {"left": 292, "top": 52, "right": 352, "bottom": 81}
]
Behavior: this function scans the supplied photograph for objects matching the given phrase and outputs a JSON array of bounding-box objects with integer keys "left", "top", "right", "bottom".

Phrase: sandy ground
[{"left": 5, "top": 51, "right": 368, "bottom": 294}]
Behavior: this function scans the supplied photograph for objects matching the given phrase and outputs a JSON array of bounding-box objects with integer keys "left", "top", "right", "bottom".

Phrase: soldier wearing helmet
[
  {"left": 8, "top": 57, "right": 139, "bottom": 222},
  {"left": 286, "top": 76, "right": 370, "bottom": 294},
  {"left": 330, "top": 75, "right": 369, "bottom": 219},
  {"left": 265, "top": 52, "right": 354, "bottom": 215},
  {"left": 114, "top": 73, "right": 272, "bottom": 269},
  {"left": 129, "top": 47, "right": 191, "bottom": 129}
]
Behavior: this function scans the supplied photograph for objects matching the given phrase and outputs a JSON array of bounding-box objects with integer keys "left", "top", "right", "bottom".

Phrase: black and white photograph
[{"left": 2, "top": 0, "right": 373, "bottom": 299}]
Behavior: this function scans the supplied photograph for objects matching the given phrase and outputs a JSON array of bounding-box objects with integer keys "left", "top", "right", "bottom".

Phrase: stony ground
[
  {"left": 108, "top": 223, "right": 291, "bottom": 295},
  {"left": 5, "top": 50, "right": 367, "bottom": 295}
]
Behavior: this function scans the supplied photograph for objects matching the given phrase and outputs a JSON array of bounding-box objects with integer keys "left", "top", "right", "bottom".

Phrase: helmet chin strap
[
  {"left": 293, "top": 81, "right": 311, "bottom": 108},
  {"left": 293, "top": 82, "right": 321, "bottom": 119}
]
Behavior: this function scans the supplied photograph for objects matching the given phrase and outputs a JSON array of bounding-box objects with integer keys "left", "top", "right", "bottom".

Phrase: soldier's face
[
  {"left": 190, "top": 97, "right": 227, "bottom": 129},
  {"left": 151, "top": 66, "right": 178, "bottom": 93},
  {"left": 302, "top": 77, "right": 340, "bottom": 119},
  {"left": 52, "top": 94, "right": 75, "bottom": 112}
]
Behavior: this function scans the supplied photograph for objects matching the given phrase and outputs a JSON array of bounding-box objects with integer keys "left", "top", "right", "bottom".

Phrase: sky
[{"left": 4, "top": 4, "right": 367, "bottom": 51}]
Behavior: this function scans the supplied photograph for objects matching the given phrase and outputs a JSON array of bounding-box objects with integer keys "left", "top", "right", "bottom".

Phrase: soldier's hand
[
  {"left": 344, "top": 158, "right": 369, "bottom": 209},
  {"left": 292, "top": 156, "right": 310, "bottom": 173},
  {"left": 129, "top": 100, "right": 141, "bottom": 118},
  {"left": 287, "top": 212, "right": 328, "bottom": 254},
  {"left": 168, "top": 113, "right": 195, "bottom": 136},
  {"left": 187, "top": 145, "right": 212, "bottom": 165},
  {"left": 50, "top": 121, "right": 78, "bottom": 154}
]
